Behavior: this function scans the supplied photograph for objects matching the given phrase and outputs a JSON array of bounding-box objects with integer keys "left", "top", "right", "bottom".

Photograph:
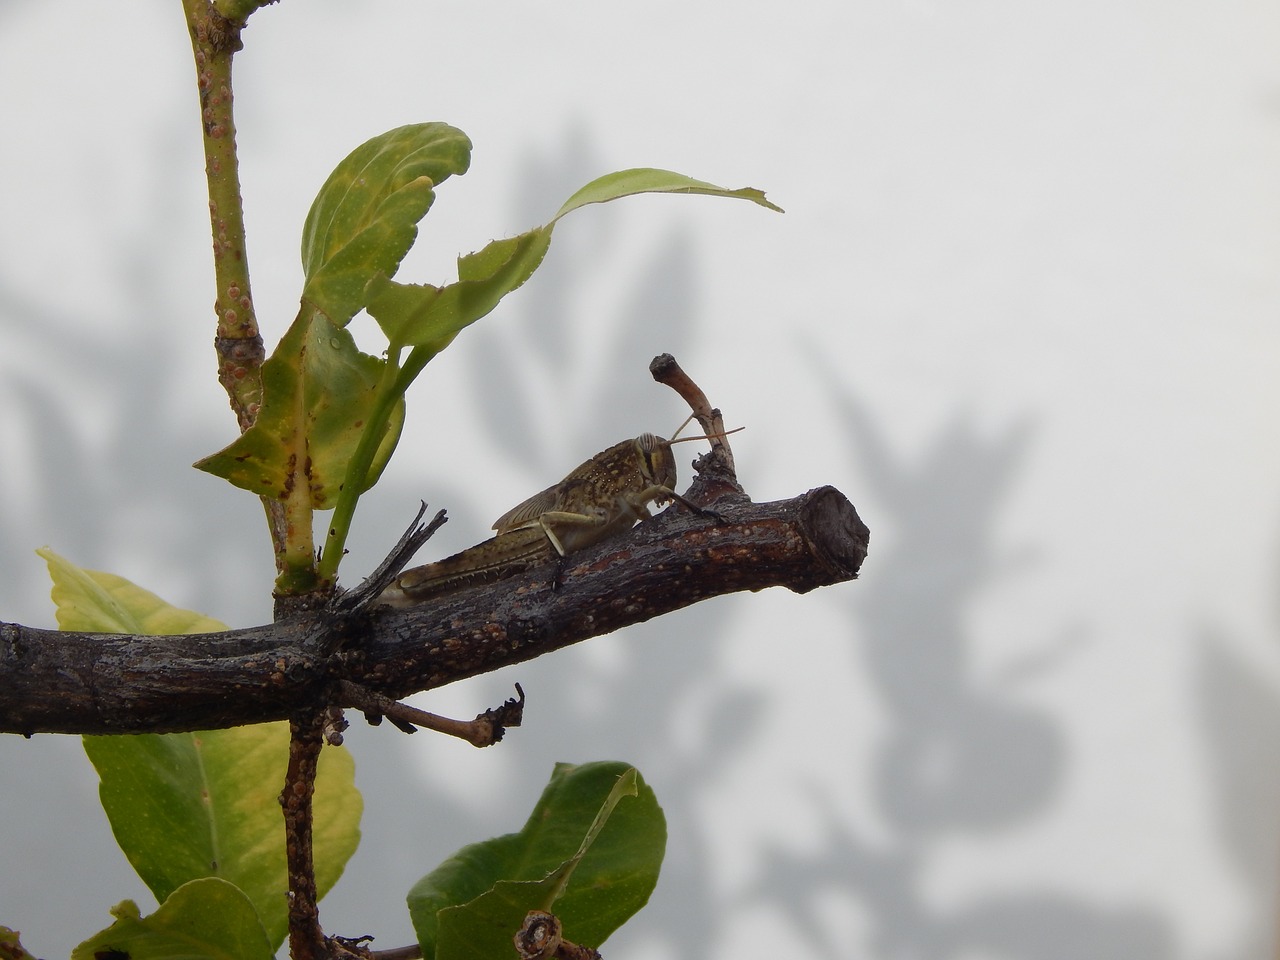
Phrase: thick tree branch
[{"left": 0, "top": 481, "right": 867, "bottom": 737}]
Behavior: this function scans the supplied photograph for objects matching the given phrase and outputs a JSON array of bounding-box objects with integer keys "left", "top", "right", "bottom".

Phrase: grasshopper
[{"left": 378, "top": 419, "right": 729, "bottom": 607}]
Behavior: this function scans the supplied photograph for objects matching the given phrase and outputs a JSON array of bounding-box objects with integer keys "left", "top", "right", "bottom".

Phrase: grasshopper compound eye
[{"left": 636, "top": 434, "right": 677, "bottom": 490}]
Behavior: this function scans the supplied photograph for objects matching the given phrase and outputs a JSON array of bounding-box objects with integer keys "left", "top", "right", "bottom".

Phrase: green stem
[
  {"left": 276, "top": 471, "right": 319, "bottom": 595},
  {"left": 181, "top": 0, "right": 262, "bottom": 429},
  {"left": 393, "top": 341, "right": 438, "bottom": 397},
  {"left": 316, "top": 341, "right": 441, "bottom": 582},
  {"left": 318, "top": 352, "right": 405, "bottom": 582},
  {"left": 183, "top": 0, "right": 316, "bottom": 588}
]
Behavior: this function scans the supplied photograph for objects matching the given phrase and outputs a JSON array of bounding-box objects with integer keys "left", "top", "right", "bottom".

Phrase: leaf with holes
[
  {"left": 365, "top": 167, "right": 779, "bottom": 352},
  {"left": 366, "top": 226, "right": 552, "bottom": 349}
]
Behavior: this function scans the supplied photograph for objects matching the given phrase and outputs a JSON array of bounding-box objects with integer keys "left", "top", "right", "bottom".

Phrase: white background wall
[{"left": 1, "top": 2, "right": 1278, "bottom": 958}]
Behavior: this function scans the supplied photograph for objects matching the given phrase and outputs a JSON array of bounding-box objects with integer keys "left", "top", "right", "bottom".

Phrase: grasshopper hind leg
[{"left": 550, "top": 552, "right": 570, "bottom": 592}]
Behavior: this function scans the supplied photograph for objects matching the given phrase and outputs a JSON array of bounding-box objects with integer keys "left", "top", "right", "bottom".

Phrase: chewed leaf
[
  {"left": 193, "top": 309, "right": 401, "bottom": 509},
  {"left": 367, "top": 227, "right": 552, "bottom": 349},
  {"left": 301, "top": 123, "right": 472, "bottom": 326},
  {"left": 553, "top": 167, "right": 783, "bottom": 221},
  {"left": 365, "top": 167, "right": 775, "bottom": 352}
]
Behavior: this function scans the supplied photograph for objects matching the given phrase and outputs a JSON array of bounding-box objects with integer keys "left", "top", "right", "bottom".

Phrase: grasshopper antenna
[
  {"left": 667, "top": 409, "right": 744, "bottom": 450},
  {"left": 668, "top": 425, "right": 745, "bottom": 447},
  {"left": 670, "top": 411, "right": 698, "bottom": 441}
]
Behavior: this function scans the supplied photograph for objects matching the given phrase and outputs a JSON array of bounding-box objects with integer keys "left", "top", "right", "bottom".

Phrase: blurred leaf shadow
[
  {"left": 736, "top": 355, "right": 1175, "bottom": 958},
  {"left": 1196, "top": 618, "right": 1280, "bottom": 960}
]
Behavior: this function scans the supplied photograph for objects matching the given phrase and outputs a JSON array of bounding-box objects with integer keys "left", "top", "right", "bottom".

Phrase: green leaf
[
  {"left": 301, "top": 123, "right": 472, "bottom": 326},
  {"left": 553, "top": 167, "right": 783, "bottom": 221},
  {"left": 38, "top": 547, "right": 227, "bottom": 635},
  {"left": 38, "top": 553, "right": 363, "bottom": 953},
  {"left": 365, "top": 166, "right": 775, "bottom": 352},
  {"left": 407, "top": 762, "right": 665, "bottom": 960},
  {"left": 83, "top": 724, "right": 360, "bottom": 952},
  {"left": 366, "top": 226, "right": 552, "bottom": 349},
  {"left": 193, "top": 309, "right": 403, "bottom": 509},
  {"left": 70, "top": 880, "right": 274, "bottom": 960}
]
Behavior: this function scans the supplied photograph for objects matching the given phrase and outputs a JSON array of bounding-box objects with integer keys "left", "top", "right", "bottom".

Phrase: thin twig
[
  {"left": 650, "top": 353, "right": 735, "bottom": 472},
  {"left": 180, "top": 0, "right": 314, "bottom": 588},
  {"left": 281, "top": 707, "right": 336, "bottom": 960},
  {"left": 338, "top": 680, "right": 525, "bottom": 747},
  {"left": 334, "top": 504, "right": 448, "bottom": 616},
  {"left": 367, "top": 945, "right": 423, "bottom": 960}
]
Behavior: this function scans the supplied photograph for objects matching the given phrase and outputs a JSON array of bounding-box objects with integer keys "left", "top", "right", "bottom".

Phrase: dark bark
[
  {"left": 0, "top": 483, "right": 867, "bottom": 737},
  {"left": 281, "top": 707, "right": 340, "bottom": 960}
]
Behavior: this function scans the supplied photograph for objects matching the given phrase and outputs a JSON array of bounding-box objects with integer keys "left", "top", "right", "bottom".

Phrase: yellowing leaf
[
  {"left": 38, "top": 547, "right": 226, "bottom": 634},
  {"left": 84, "top": 725, "right": 361, "bottom": 952},
  {"left": 193, "top": 309, "right": 403, "bottom": 509},
  {"left": 37, "top": 552, "right": 364, "bottom": 954}
]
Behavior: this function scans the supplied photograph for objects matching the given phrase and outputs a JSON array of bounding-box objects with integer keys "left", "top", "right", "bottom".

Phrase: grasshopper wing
[{"left": 492, "top": 485, "right": 562, "bottom": 535}]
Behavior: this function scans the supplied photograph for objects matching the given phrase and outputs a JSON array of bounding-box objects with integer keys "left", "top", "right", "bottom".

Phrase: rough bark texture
[{"left": 1, "top": 481, "right": 868, "bottom": 737}]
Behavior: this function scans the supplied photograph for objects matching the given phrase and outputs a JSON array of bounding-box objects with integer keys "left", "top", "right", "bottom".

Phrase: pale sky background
[{"left": 1, "top": 2, "right": 1278, "bottom": 959}]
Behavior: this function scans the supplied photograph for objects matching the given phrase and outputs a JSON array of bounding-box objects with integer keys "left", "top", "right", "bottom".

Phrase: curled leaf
[
  {"left": 554, "top": 167, "right": 783, "bottom": 220},
  {"left": 301, "top": 123, "right": 472, "bottom": 326}
]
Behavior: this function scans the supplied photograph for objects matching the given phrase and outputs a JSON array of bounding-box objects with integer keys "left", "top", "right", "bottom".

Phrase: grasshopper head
[{"left": 636, "top": 433, "right": 677, "bottom": 494}]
